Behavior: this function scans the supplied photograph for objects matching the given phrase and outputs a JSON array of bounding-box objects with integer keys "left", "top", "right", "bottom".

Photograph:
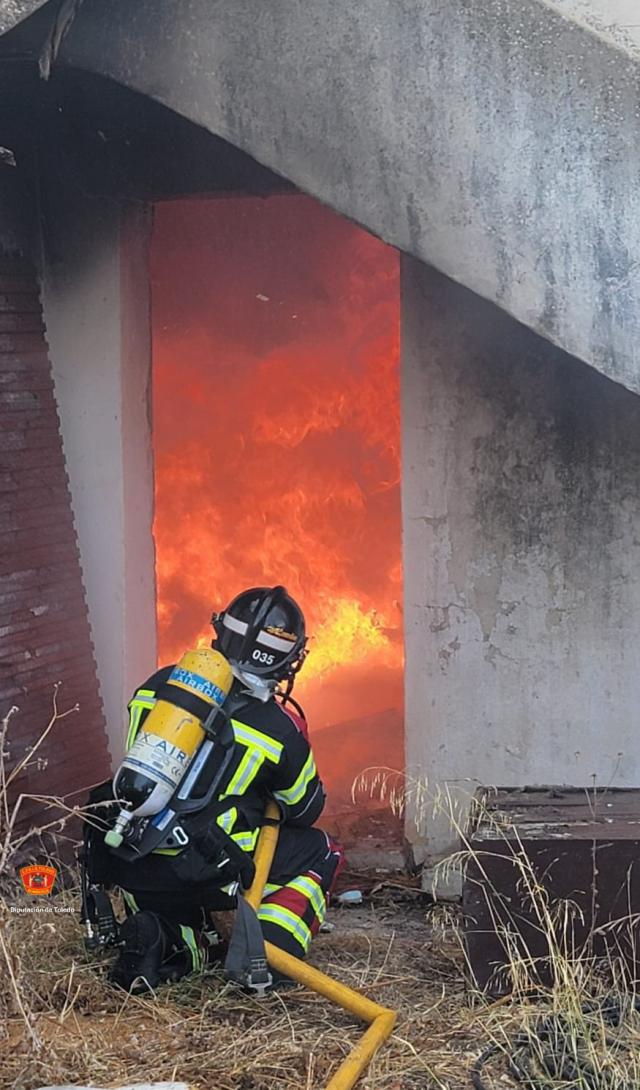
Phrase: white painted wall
[
  {"left": 40, "top": 178, "right": 156, "bottom": 762},
  {"left": 402, "top": 258, "right": 640, "bottom": 883}
]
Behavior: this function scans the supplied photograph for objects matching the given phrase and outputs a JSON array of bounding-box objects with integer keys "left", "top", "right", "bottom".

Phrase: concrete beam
[
  {"left": 402, "top": 256, "right": 640, "bottom": 877},
  {"left": 58, "top": 0, "right": 640, "bottom": 393}
]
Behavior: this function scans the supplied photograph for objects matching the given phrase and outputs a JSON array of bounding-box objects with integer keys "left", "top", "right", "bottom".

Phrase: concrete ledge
[{"left": 60, "top": 0, "right": 640, "bottom": 392}]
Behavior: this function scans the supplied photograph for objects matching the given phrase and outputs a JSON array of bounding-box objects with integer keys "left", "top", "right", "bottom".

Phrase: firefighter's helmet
[{"left": 211, "top": 586, "right": 307, "bottom": 684}]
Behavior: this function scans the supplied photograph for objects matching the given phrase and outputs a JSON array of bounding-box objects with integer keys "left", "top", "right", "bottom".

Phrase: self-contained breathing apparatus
[{"left": 80, "top": 647, "right": 255, "bottom": 947}]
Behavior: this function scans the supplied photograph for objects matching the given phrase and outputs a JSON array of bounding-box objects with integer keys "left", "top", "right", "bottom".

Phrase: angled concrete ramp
[
  {"left": 551, "top": 0, "right": 640, "bottom": 53},
  {"left": 0, "top": 1, "right": 48, "bottom": 36},
  {"left": 52, "top": 0, "right": 640, "bottom": 393}
]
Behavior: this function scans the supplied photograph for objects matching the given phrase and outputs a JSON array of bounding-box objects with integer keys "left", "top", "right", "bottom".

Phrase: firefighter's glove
[
  {"left": 172, "top": 833, "right": 235, "bottom": 886},
  {"left": 189, "top": 825, "right": 233, "bottom": 871}
]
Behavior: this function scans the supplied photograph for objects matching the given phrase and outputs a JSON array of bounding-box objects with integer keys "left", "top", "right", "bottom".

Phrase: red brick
[
  {"left": 0, "top": 389, "right": 55, "bottom": 411},
  {"left": 0, "top": 487, "right": 70, "bottom": 513},
  {"left": 0, "top": 332, "right": 46, "bottom": 353},
  {"left": 0, "top": 541, "right": 81, "bottom": 575},
  {"left": 0, "top": 466, "right": 70, "bottom": 492},
  {"left": 0, "top": 276, "right": 37, "bottom": 292},
  {"left": 0, "top": 608, "right": 89, "bottom": 651},
  {"left": 0, "top": 524, "right": 77, "bottom": 555},
  {"left": 0, "top": 505, "right": 75, "bottom": 530},
  {"left": 0, "top": 293, "right": 39, "bottom": 313},
  {"left": 1, "top": 260, "right": 110, "bottom": 830},
  {"left": 0, "top": 313, "right": 45, "bottom": 334}
]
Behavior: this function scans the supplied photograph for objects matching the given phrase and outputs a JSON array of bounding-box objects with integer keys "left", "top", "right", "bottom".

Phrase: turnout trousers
[{"left": 120, "top": 825, "right": 344, "bottom": 971}]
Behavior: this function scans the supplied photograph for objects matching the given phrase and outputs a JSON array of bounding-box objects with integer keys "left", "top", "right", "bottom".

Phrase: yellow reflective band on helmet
[
  {"left": 231, "top": 720, "right": 283, "bottom": 763},
  {"left": 179, "top": 924, "right": 203, "bottom": 972},
  {"left": 231, "top": 827, "right": 259, "bottom": 852},
  {"left": 125, "top": 690, "right": 156, "bottom": 749},
  {"left": 257, "top": 903, "right": 312, "bottom": 952},
  {"left": 273, "top": 752, "right": 317, "bottom": 807},
  {"left": 287, "top": 874, "right": 327, "bottom": 922},
  {"left": 224, "top": 748, "right": 264, "bottom": 796},
  {"left": 216, "top": 806, "right": 238, "bottom": 834}
]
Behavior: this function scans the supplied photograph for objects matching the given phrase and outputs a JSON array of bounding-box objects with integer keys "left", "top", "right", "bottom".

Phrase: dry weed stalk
[
  {"left": 0, "top": 685, "right": 80, "bottom": 881},
  {"left": 354, "top": 766, "right": 640, "bottom": 1089},
  {"left": 0, "top": 688, "right": 83, "bottom": 1053}
]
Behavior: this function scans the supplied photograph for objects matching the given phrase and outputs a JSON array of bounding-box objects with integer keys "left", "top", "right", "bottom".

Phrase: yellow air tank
[{"left": 105, "top": 648, "right": 233, "bottom": 847}]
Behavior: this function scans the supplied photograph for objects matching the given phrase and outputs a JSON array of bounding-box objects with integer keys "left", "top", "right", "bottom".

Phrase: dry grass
[
  {"left": 1, "top": 891, "right": 476, "bottom": 1090},
  {"left": 3, "top": 712, "right": 640, "bottom": 1090},
  {"left": 4, "top": 884, "right": 639, "bottom": 1090},
  {"left": 0, "top": 702, "right": 474, "bottom": 1090},
  {"left": 353, "top": 771, "right": 640, "bottom": 1090}
]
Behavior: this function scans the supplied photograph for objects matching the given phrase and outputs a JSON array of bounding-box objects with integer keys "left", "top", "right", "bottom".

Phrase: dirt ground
[{"left": 1, "top": 883, "right": 488, "bottom": 1090}]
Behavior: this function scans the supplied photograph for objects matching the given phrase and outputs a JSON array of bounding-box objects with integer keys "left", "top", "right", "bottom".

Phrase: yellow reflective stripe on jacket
[
  {"left": 121, "top": 889, "right": 139, "bottom": 913},
  {"left": 273, "top": 751, "right": 317, "bottom": 807},
  {"left": 231, "top": 827, "right": 259, "bottom": 852},
  {"left": 222, "top": 720, "right": 283, "bottom": 797},
  {"left": 231, "top": 720, "right": 283, "bottom": 763},
  {"left": 287, "top": 874, "right": 327, "bottom": 922},
  {"left": 257, "top": 903, "right": 312, "bottom": 951},
  {"left": 125, "top": 689, "right": 156, "bottom": 749},
  {"left": 224, "top": 747, "right": 264, "bottom": 796},
  {"left": 263, "top": 882, "right": 283, "bottom": 897},
  {"left": 216, "top": 806, "right": 238, "bottom": 834},
  {"left": 136, "top": 689, "right": 157, "bottom": 701},
  {"left": 179, "top": 924, "right": 203, "bottom": 971}
]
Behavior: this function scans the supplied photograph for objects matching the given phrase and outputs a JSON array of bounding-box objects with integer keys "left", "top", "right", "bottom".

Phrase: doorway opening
[{"left": 151, "top": 194, "right": 402, "bottom": 845}]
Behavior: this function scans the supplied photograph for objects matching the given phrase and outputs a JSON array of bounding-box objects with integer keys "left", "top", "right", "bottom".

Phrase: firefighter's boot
[{"left": 109, "top": 911, "right": 190, "bottom": 993}]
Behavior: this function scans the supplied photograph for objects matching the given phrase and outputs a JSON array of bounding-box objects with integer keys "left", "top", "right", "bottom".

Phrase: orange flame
[{"left": 151, "top": 195, "right": 402, "bottom": 812}]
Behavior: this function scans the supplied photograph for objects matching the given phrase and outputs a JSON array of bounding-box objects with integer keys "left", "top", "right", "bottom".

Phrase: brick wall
[{"left": 0, "top": 256, "right": 111, "bottom": 831}]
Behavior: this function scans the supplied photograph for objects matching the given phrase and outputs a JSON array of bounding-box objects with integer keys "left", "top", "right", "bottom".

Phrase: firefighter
[{"left": 84, "top": 586, "right": 344, "bottom": 993}]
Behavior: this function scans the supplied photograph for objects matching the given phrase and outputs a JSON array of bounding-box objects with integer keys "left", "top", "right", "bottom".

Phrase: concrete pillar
[
  {"left": 402, "top": 257, "right": 640, "bottom": 883},
  {"left": 39, "top": 173, "right": 156, "bottom": 762}
]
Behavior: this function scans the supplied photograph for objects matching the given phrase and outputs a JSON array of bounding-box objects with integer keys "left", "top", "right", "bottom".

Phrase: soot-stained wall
[{"left": 402, "top": 258, "right": 640, "bottom": 877}]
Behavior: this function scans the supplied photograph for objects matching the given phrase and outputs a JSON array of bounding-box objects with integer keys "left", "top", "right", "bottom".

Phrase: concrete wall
[
  {"left": 39, "top": 164, "right": 156, "bottom": 761},
  {"left": 402, "top": 257, "right": 640, "bottom": 876},
  {"left": 58, "top": 0, "right": 640, "bottom": 394}
]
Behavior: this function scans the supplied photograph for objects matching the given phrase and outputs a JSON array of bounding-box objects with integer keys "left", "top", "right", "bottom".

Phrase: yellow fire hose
[{"left": 243, "top": 800, "right": 397, "bottom": 1090}]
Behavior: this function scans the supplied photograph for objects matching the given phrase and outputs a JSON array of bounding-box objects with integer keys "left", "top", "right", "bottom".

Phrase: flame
[
  {"left": 151, "top": 194, "right": 402, "bottom": 812},
  {"left": 305, "top": 600, "right": 397, "bottom": 678}
]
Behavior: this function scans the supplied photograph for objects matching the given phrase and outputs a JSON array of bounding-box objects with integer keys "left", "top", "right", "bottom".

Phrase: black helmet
[{"left": 211, "top": 586, "right": 307, "bottom": 684}]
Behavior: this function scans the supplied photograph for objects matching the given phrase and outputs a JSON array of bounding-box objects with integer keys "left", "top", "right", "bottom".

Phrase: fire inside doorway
[{"left": 151, "top": 195, "right": 402, "bottom": 846}]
